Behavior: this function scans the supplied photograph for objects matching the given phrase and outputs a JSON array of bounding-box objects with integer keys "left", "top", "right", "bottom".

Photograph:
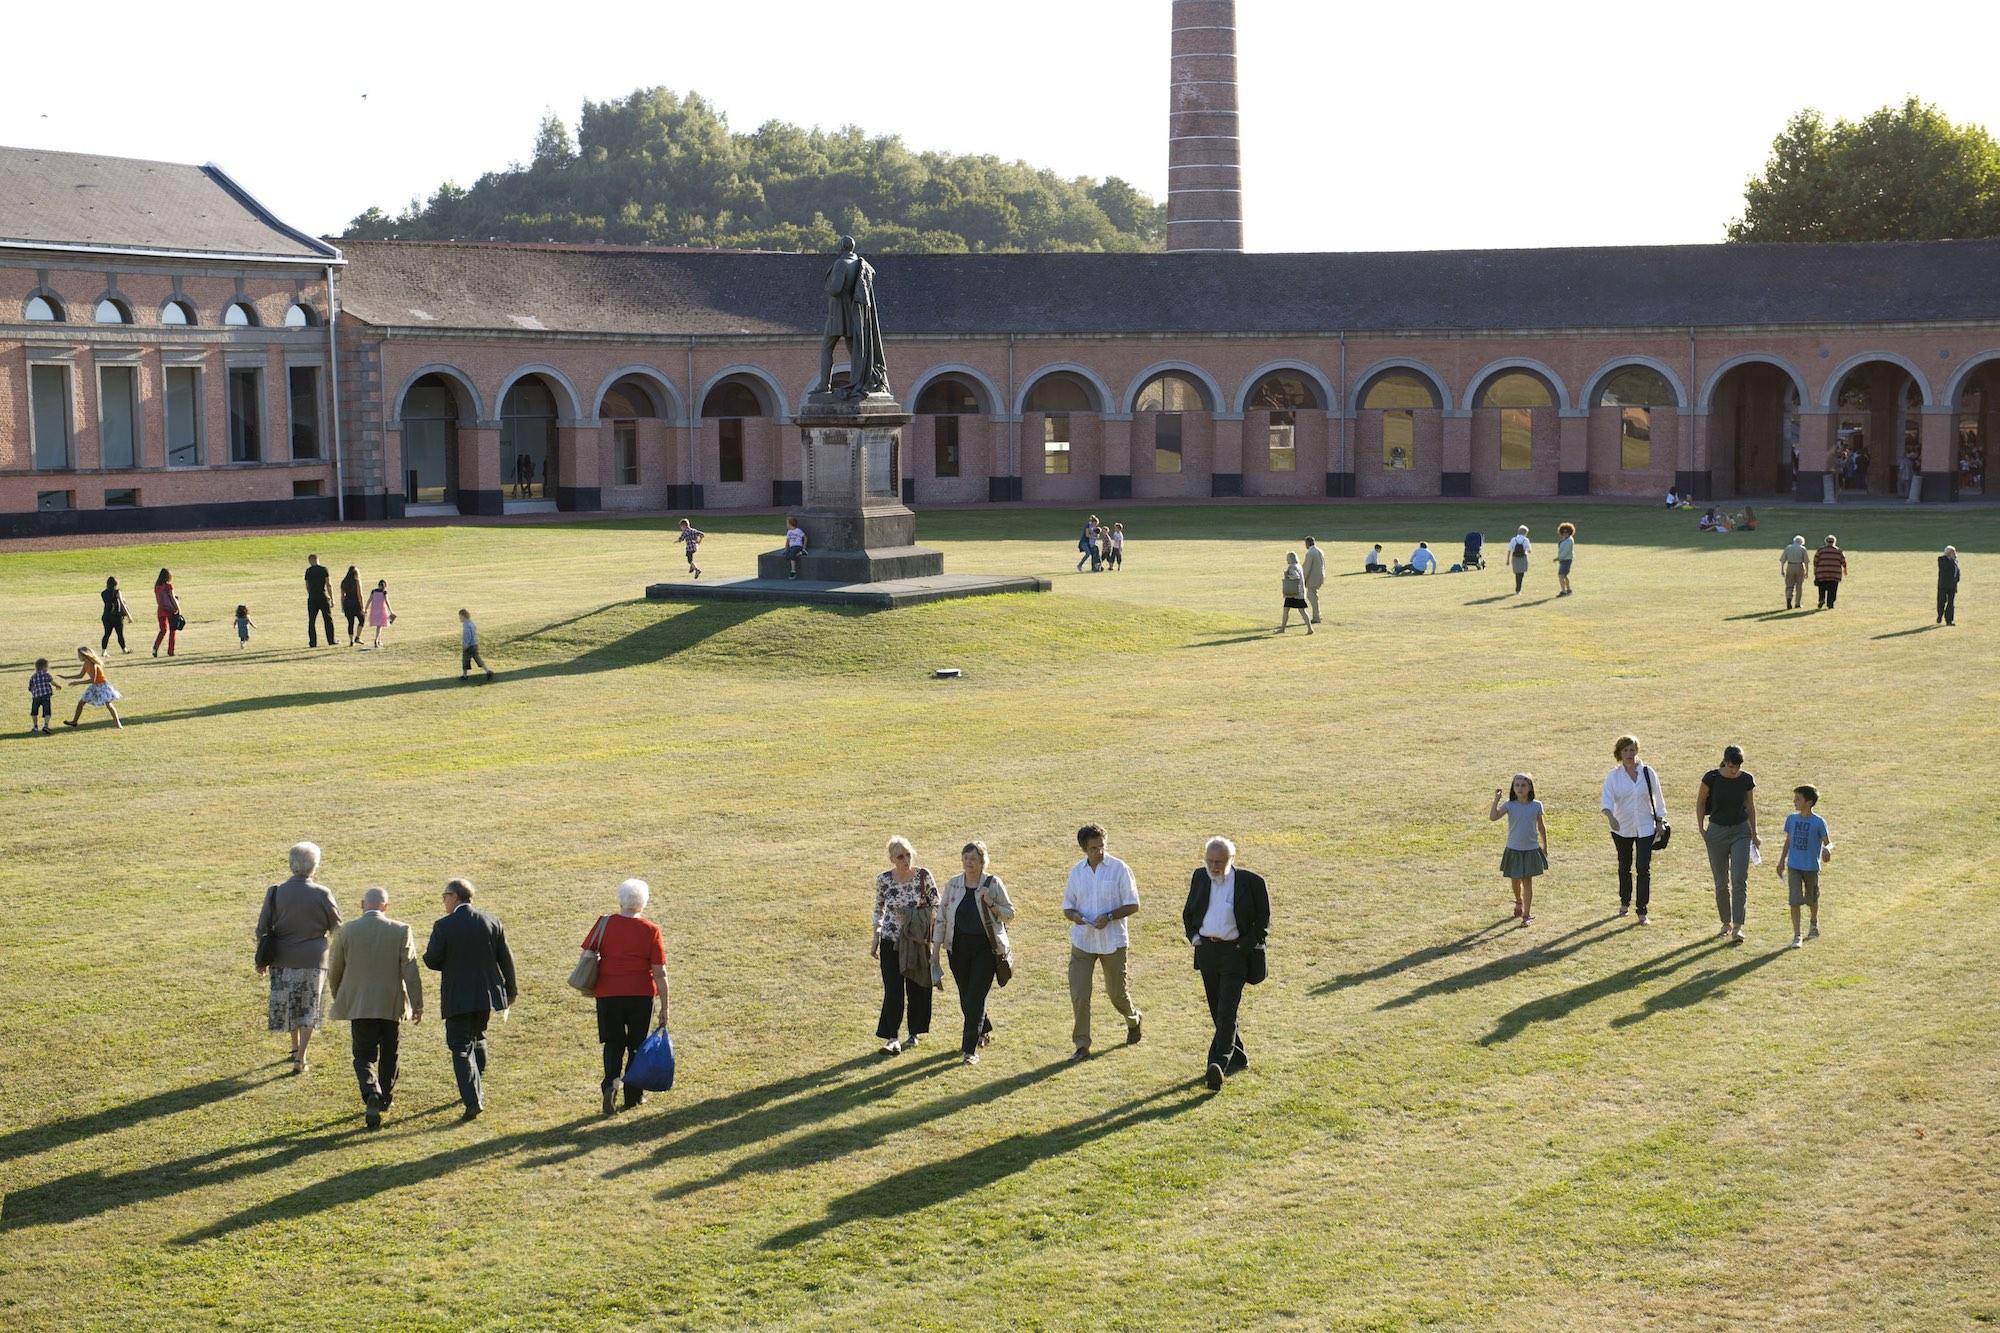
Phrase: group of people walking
[{"left": 1075, "top": 516, "right": 1126, "bottom": 572}]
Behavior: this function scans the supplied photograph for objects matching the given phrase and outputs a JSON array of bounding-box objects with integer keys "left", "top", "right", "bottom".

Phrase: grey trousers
[
  {"left": 1703, "top": 821, "right": 1752, "bottom": 926},
  {"left": 1306, "top": 584, "right": 1322, "bottom": 622}
]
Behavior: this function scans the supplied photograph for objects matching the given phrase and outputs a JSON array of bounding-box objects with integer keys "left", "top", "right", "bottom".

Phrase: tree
[
  {"left": 1728, "top": 98, "right": 2000, "bottom": 242},
  {"left": 532, "top": 114, "right": 576, "bottom": 169}
]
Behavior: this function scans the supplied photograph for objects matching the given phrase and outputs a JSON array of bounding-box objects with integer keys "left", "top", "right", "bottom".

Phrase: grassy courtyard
[{"left": 0, "top": 502, "right": 1994, "bottom": 1332}]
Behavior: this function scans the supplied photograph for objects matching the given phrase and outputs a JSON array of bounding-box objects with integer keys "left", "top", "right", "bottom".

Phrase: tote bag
[
  {"left": 624, "top": 1026, "right": 676, "bottom": 1092},
  {"left": 567, "top": 914, "right": 610, "bottom": 995}
]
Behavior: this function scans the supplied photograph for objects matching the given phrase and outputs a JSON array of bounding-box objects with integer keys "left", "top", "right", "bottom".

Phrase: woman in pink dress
[{"left": 365, "top": 579, "right": 395, "bottom": 649}]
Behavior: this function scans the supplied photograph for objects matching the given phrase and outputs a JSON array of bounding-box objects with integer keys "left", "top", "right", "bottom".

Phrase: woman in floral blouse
[{"left": 871, "top": 836, "right": 938, "bottom": 1053}]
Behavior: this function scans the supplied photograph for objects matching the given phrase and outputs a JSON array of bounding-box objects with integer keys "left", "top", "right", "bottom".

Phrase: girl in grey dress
[{"left": 1489, "top": 774, "right": 1550, "bottom": 925}]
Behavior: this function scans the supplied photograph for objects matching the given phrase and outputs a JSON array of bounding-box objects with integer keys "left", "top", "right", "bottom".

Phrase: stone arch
[
  {"left": 698, "top": 364, "right": 788, "bottom": 420},
  {"left": 1464, "top": 358, "right": 1572, "bottom": 414},
  {"left": 1942, "top": 350, "right": 2000, "bottom": 408},
  {"left": 590, "top": 365, "right": 685, "bottom": 424},
  {"left": 905, "top": 362, "right": 1006, "bottom": 417},
  {"left": 1123, "top": 360, "right": 1225, "bottom": 415},
  {"left": 1349, "top": 358, "right": 1450, "bottom": 413},
  {"left": 494, "top": 363, "right": 584, "bottom": 420},
  {"left": 392, "top": 364, "right": 483, "bottom": 422},
  {"left": 1015, "top": 362, "right": 1115, "bottom": 416},
  {"left": 1819, "top": 350, "right": 1935, "bottom": 410},
  {"left": 1581, "top": 355, "right": 1689, "bottom": 409},
  {"left": 1697, "top": 353, "right": 1809, "bottom": 414},
  {"left": 1233, "top": 361, "right": 1337, "bottom": 415}
]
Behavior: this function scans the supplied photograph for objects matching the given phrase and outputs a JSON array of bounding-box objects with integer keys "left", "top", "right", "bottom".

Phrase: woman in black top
[
  {"left": 98, "top": 576, "right": 130, "bottom": 653},
  {"left": 1937, "top": 545, "right": 1960, "bottom": 626},
  {"left": 1695, "top": 745, "right": 1760, "bottom": 941},
  {"left": 339, "top": 566, "right": 365, "bottom": 646}
]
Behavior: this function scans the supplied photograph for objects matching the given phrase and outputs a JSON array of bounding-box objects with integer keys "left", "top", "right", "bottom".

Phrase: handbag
[
  {"left": 567, "top": 914, "right": 610, "bottom": 995},
  {"left": 253, "top": 885, "right": 277, "bottom": 970},
  {"left": 1644, "top": 765, "right": 1673, "bottom": 851},
  {"left": 623, "top": 1026, "right": 676, "bottom": 1092},
  {"left": 978, "top": 878, "right": 1013, "bottom": 988},
  {"left": 170, "top": 611, "right": 187, "bottom": 632},
  {"left": 1247, "top": 943, "right": 1268, "bottom": 987}
]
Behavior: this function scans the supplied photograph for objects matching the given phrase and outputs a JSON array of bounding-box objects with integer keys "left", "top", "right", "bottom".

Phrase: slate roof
[
  {"left": 0, "top": 145, "right": 339, "bottom": 262},
  {"left": 337, "top": 237, "right": 2000, "bottom": 337}
]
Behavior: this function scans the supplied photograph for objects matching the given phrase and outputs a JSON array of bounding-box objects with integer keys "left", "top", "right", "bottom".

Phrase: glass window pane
[
  {"left": 1267, "top": 410, "right": 1296, "bottom": 471},
  {"left": 1480, "top": 372, "right": 1554, "bottom": 409},
  {"left": 1249, "top": 373, "right": 1320, "bottom": 411},
  {"left": 916, "top": 377, "right": 981, "bottom": 414},
  {"left": 31, "top": 365, "right": 71, "bottom": 469},
  {"left": 224, "top": 303, "right": 252, "bottom": 327},
  {"left": 161, "top": 301, "right": 191, "bottom": 326},
  {"left": 1620, "top": 406, "right": 1651, "bottom": 470},
  {"left": 1026, "top": 374, "right": 1092, "bottom": 413},
  {"left": 283, "top": 303, "right": 311, "bottom": 328},
  {"left": 1361, "top": 371, "right": 1438, "bottom": 411},
  {"left": 1155, "top": 413, "right": 1183, "bottom": 473},
  {"left": 616, "top": 421, "right": 639, "bottom": 485},
  {"left": 1499, "top": 407, "right": 1532, "bottom": 470},
  {"left": 719, "top": 418, "right": 745, "bottom": 483},
  {"left": 702, "top": 380, "right": 764, "bottom": 418},
  {"left": 1044, "top": 414, "right": 1070, "bottom": 473},
  {"left": 1600, "top": 367, "right": 1673, "bottom": 408},
  {"left": 229, "top": 368, "right": 262, "bottom": 462},
  {"left": 25, "top": 295, "right": 59, "bottom": 322},
  {"left": 288, "top": 366, "right": 321, "bottom": 460},
  {"left": 166, "top": 368, "right": 201, "bottom": 466},
  {"left": 1137, "top": 373, "right": 1204, "bottom": 414},
  {"left": 94, "top": 299, "right": 128, "bottom": 324},
  {"left": 101, "top": 366, "right": 137, "bottom": 469},
  {"left": 1384, "top": 409, "right": 1414, "bottom": 468},
  {"left": 935, "top": 415, "right": 960, "bottom": 477}
]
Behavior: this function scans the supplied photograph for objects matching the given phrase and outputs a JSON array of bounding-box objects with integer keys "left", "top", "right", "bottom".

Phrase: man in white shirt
[
  {"left": 1301, "top": 536, "right": 1326, "bottom": 623},
  {"left": 1180, "top": 837, "right": 1270, "bottom": 1091},
  {"left": 1062, "top": 823, "right": 1142, "bottom": 1061}
]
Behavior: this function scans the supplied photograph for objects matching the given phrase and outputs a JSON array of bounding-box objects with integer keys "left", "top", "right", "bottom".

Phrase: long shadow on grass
[
  {"left": 654, "top": 1057, "right": 1071, "bottom": 1202},
  {"left": 1477, "top": 937, "right": 1729, "bottom": 1046},
  {"left": 1607, "top": 947, "right": 1788, "bottom": 1028},
  {"left": 0, "top": 1066, "right": 286, "bottom": 1164},
  {"left": 1376, "top": 915, "right": 1625, "bottom": 1011},
  {"left": 1186, "top": 631, "right": 1284, "bottom": 648},
  {"left": 1871, "top": 624, "right": 1943, "bottom": 640},
  {"left": 760, "top": 1079, "right": 1206, "bottom": 1250},
  {"left": 1312, "top": 917, "right": 1517, "bottom": 995},
  {"left": 98, "top": 600, "right": 770, "bottom": 730}
]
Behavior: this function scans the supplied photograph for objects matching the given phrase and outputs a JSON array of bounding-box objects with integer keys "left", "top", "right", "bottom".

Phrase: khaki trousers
[{"left": 1069, "top": 945, "right": 1138, "bottom": 1050}]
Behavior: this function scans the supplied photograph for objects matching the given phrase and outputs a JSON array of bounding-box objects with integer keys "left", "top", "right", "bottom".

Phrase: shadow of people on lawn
[
  {"left": 1312, "top": 917, "right": 1516, "bottom": 995},
  {"left": 1477, "top": 937, "right": 1728, "bottom": 1046},
  {"left": 1871, "top": 624, "right": 1943, "bottom": 640},
  {"left": 759, "top": 1078, "right": 1206, "bottom": 1250},
  {"left": 1606, "top": 947, "right": 1788, "bottom": 1028},
  {"left": 0, "top": 1066, "right": 286, "bottom": 1165},
  {"left": 1376, "top": 915, "right": 1625, "bottom": 1011}
]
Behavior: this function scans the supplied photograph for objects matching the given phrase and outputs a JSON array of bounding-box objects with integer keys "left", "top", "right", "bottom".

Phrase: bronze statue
[{"left": 816, "top": 235, "right": 889, "bottom": 399}]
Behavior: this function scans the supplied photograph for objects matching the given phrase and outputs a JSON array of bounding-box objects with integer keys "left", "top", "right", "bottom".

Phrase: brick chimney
[{"left": 1167, "top": 0, "right": 1243, "bottom": 252}]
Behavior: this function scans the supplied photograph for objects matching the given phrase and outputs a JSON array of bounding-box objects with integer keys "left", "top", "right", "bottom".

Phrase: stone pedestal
[{"left": 755, "top": 393, "right": 944, "bottom": 582}]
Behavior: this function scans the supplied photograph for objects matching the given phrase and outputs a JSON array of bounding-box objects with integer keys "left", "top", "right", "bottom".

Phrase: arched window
[
  {"left": 1246, "top": 371, "right": 1322, "bottom": 411},
  {"left": 160, "top": 300, "right": 194, "bottom": 326},
  {"left": 601, "top": 376, "right": 659, "bottom": 488},
  {"left": 1134, "top": 370, "right": 1209, "bottom": 414},
  {"left": 1476, "top": 372, "right": 1553, "bottom": 472},
  {"left": 94, "top": 298, "right": 131, "bottom": 325},
  {"left": 1597, "top": 367, "right": 1675, "bottom": 472},
  {"left": 501, "top": 378, "right": 559, "bottom": 499},
  {"left": 283, "top": 303, "right": 317, "bottom": 328},
  {"left": 1024, "top": 372, "right": 1096, "bottom": 414},
  {"left": 1360, "top": 370, "right": 1440, "bottom": 470},
  {"left": 223, "top": 302, "right": 257, "bottom": 327},
  {"left": 702, "top": 377, "right": 766, "bottom": 486},
  {"left": 400, "top": 373, "right": 467, "bottom": 506},
  {"left": 24, "top": 295, "right": 62, "bottom": 322},
  {"left": 916, "top": 376, "right": 981, "bottom": 480}
]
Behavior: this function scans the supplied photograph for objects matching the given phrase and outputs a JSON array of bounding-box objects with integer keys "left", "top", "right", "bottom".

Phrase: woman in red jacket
[
  {"left": 151, "top": 568, "right": 180, "bottom": 657},
  {"left": 580, "top": 878, "right": 670, "bottom": 1114}
]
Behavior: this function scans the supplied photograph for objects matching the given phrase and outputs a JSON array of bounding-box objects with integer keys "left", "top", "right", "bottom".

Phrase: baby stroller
[{"left": 1461, "top": 532, "right": 1486, "bottom": 570}]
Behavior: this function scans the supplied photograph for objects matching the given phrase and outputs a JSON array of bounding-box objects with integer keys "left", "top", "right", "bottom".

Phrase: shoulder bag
[
  {"left": 979, "top": 877, "right": 1013, "bottom": 988},
  {"left": 568, "top": 914, "right": 611, "bottom": 995},
  {"left": 1644, "top": 766, "right": 1672, "bottom": 851},
  {"left": 253, "top": 885, "right": 278, "bottom": 970}
]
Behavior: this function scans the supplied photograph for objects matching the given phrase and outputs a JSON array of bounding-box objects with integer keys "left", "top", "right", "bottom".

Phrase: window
[
  {"left": 288, "top": 366, "right": 321, "bottom": 460},
  {"left": 701, "top": 379, "right": 766, "bottom": 419},
  {"left": 1044, "top": 413, "right": 1071, "bottom": 473},
  {"left": 1268, "top": 410, "right": 1297, "bottom": 471},
  {"left": 1478, "top": 372, "right": 1551, "bottom": 472},
  {"left": 292, "top": 480, "right": 322, "bottom": 498},
  {"left": 616, "top": 421, "right": 640, "bottom": 485},
  {"left": 1247, "top": 371, "right": 1322, "bottom": 411},
  {"left": 1155, "top": 412, "right": 1183, "bottom": 473},
  {"left": 161, "top": 300, "right": 193, "bottom": 326},
  {"left": 30, "top": 365, "right": 71, "bottom": 469},
  {"left": 283, "top": 303, "right": 315, "bottom": 328},
  {"left": 94, "top": 298, "right": 131, "bottom": 324},
  {"left": 934, "top": 414, "right": 961, "bottom": 478},
  {"left": 228, "top": 367, "right": 262, "bottom": 462},
  {"left": 36, "top": 490, "right": 74, "bottom": 511},
  {"left": 223, "top": 302, "right": 256, "bottom": 327},
  {"left": 1135, "top": 371, "right": 1207, "bottom": 414},
  {"left": 25, "top": 295, "right": 61, "bottom": 322},
  {"left": 1620, "top": 407, "right": 1651, "bottom": 470},
  {"left": 1500, "top": 408, "right": 1533, "bottom": 470},
  {"left": 100, "top": 365, "right": 139, "bottom": 469},
  {"left": 718, "top": 418, "right": 745, "bottom": 483},
  {"left": 1361, "top": 370, "right": 1440, "bottom": 411},
  {"left": 1384, "top": 411, "right": 1414, "bottom": 469},
  {"left": 104, "top": 488, "right": 140, "bottom": 508},
  {"left": 915, "top": 377, "right": 981, "bottom": 415},
  {"left": 166, "top": 367, "right": 202, "bottom": 466},
  {"left": 1596, "top": 367, "right": 1673, "bottom": 471},
  {"left": 1024, "top": 373, "right": 1095, "bottom": 414}
]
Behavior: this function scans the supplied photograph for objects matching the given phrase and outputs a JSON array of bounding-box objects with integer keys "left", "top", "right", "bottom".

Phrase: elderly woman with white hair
[
  {"left": 872, "top": 836, "right": 938, "bottom": 1054},
  {"left": 254, "top": 842, "right": 343, "bottom": 1075},
  {"left": 580, "top": 878, "right": 669, "bottom": 1115}
]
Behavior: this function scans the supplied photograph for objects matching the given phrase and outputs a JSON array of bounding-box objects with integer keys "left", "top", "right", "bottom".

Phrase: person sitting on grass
[
  {"left": 1364, "top": 543, "right": 1388, "bottom": 572},
  {"left": 1664, "top": 486, "right": 1680, "bottom": 508},
  {"left": 1394, "top": 542, "right": 1438, "bottom": 575},
  {"left": 459, "top": 610, "right": 494, "bottom": 682},
  {"left": 1779, "top": 784, "right": 1833, "bottom": 949},
  {"left": 62, "top": 647, "right": 122, "bottom": 730},
  {"left": 27, "top": 657, "right": 60, "bottom": 735}
]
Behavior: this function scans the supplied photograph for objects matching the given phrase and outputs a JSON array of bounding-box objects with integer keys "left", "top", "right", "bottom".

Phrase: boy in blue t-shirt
[{"left": 1779, "top": 784, "right": 1833, "bottom": 948}]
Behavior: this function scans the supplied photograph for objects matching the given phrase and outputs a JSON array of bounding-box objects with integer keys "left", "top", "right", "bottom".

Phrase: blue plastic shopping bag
[{"left": 624, "top": 1026, "right": 676, "bottom": 1092}]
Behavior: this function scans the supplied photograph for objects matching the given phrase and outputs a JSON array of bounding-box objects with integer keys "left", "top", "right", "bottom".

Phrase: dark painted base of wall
[
  {"left": 1558, "top": 471, "right": 1591, "bottom": 496},
  {"left": 1325, "top": 471, "right": 1355, "bottom": 498},
  {"left": 1210, "top": 472, "right": 1243, "bottom": 498},
  {"left": 1921, "top": 472, "right": 1954, "bottom": 502},
  {"left": 902, "top": 478, "right": 916, "bottom": 506},
  {"left": 1441, "top": 472, "right": 1472, "bottom": 498},
  {"left": 1675, "top": 470, "right": 1710, "bottom": 502},
  {"left": 558, "top": 486, "right": 601, "bottom": 513},
  {"left": 456, "top": 488, "right": 503, "bottom": 517},
  {"left": 1, "top": 496, "right": 338, "bottom": 540},
  {"left": 666, "top": 484, "right": 704, "bottom": 510},
  {"left": 773, "top": 480, "right": 802, "bottom": 508},
  {"left": 344, "top": 492, "right": 407, "bottom": 522},
  {"left": 1099, "top": 474, "right": 1132, "bottom": 500},
  {"left": 1793, "top": 470, "right": 1826, "bottom": 502},
  {"left": 989, "top": 477, "right": 1023, "bottom": 503}
]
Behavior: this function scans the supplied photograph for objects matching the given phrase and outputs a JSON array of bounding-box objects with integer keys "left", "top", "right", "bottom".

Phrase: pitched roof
[
  {"left": 0, "top": 145, "right": 339, "bottom": 262},
  {"left": 337, "top": 237, "right": 2000, "bottom": 338}
]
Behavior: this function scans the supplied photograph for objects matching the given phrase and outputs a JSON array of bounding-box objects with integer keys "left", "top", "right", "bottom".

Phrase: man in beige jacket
[{"left": 328, "top": 886, "right": 424, "bottom": 1130}]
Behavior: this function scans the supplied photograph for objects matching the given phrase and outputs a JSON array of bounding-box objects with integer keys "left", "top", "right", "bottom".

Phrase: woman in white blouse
[
  {"left": 871, "top": 836, "right": 937, "bottom": 1054},
  {"left": 1600, "top": 734, "right": 1667, "bottom": 924}
]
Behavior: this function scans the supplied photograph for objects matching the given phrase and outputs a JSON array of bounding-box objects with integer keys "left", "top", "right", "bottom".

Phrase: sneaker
[
  {"left": 1617, "top": 906, "right": 1630, "bottom": 917},
  {"left": 905, "top": 1034, "right": 922, "bottom": 1049},
  {"left": 1637, "top": 914, "right": 1650, "bottom": 926},
  {"left": 1791, "top": 935, "right": 1803, "bottom": 949},
  {"left": 1806, "top": 924, "right": 1819, "bottom": 941},
  {"left": 961, "top": 1053, "right": 979, "bottom": 1067},
  {"left": 1731, "top": 928, "right": 1745, "bottom": 943},
  {"left": 1126, "top": 1015, "right": 1143, "bottom": 1046},
  {"left": 882, "top": 1039, "right": 902, "bottom": 1055},
  {"left": 1206, "top": 1062, "right": 1225, "bottom": 1091},
  {"left": 1717, "top": 925, "right": 1732, "bottom": 939},
  {"left": 1521, "top": 915, "right": 1533, "bottom": 927}
]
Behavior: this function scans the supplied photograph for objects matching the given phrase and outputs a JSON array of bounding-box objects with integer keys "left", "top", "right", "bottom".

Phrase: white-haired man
[
  {"left": 328, "top": 886, "right": 424, "bottom": 1130},
  {"left": 424, "top": 878, "right": 517, "bottom": 1121},
  {"left": 254, "top": 842, "right": 342, "bottom": 1076},
  {"left": 1180, "top": 837, "right": 1270, "bottom": 1092}
]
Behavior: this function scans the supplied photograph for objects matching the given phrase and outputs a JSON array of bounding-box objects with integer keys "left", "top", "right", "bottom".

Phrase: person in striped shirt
[
  {"left": 1813, "top": 535, "right": 1849, "bottom": 610},
  {"left": 27, "top": 657, "right": 60, "bottom": 735},
  {"left": 677, "top": 519, "right": 705, "bottom": 579}
]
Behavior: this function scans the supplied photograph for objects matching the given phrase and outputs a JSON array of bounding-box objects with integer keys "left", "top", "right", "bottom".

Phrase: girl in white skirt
[
  {"left": 62, "top": 646, "right": 123, "bottom": 730},
  {"left": 1489, "top": 773, "right": 1548, "bottom": 925}
]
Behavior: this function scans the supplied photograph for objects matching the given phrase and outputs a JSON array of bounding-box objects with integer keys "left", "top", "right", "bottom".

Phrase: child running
[
  {"left": 234, "top": 604, "right": 256, "bottom": 650},
  {"left": 62, "top": 647, "right": 123, "bottom": 730},
  {"left": 459, "top": 609, "right": 495, "bottom": 682},
  {"left": 678, "top": 519, "right": 706, "bottom": 578},
  {"left": 1490, "top": 774, "right": 1549, "bottom": 925},
  {"left": 27, "top": 657, "right": 60, "bottom": 734},
  {"left": 1779, "top": 784, "right": 1833, "bottom": 948}
]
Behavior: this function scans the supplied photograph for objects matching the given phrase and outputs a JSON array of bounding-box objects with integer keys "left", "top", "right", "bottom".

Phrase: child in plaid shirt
[{"left": 27, "top": 658, "right": 60, "bottom": 734}]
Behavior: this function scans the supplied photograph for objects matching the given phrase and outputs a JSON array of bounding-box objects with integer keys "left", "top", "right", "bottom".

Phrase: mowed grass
[{"left": 0, "top": 503, "right": 1996, "bottom": 1332}]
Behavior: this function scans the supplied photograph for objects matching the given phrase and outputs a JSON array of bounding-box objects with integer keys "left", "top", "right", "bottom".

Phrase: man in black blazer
[
  {"left": 423, "top": 878, "right": 518, "bottom": 1120},
  {"left": 1181, "top": 837, "right": 1270, "bottom": 1091}
]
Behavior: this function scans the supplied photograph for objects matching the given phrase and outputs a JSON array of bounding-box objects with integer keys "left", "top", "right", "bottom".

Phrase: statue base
[{"left": 764, "top": 394, "right": 943, "bottom": 583}]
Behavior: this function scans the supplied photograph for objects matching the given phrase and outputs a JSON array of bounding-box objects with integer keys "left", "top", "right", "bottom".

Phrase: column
[
  {"left": 556, "top": 422, "right": 599, "bottom": 512},
  {"left": 1919, "top": 409, "right": 1955, "bottom": 501},
  {"left": 1211, "top": 414, "right": 1245, "bottom": 497},
  {"left": 457, "top": 423, "right": 503, "bottom": 515},
  {"left": 1557, "top": 412, "right": 1589, "bottom": 496},
  {"left": 1099, "top": 416, "right": 1133, "bottom": 499},
  {"left": 1794, "top": 411, "right": 1833, "bottom": 502},
  {"left": 1441, "top": 412, "right": 1472, "bottom": 496}
]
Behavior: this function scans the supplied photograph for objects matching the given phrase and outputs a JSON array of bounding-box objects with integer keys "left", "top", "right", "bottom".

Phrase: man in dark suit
[
  {"left": 423, "top": 878, "right": 517, "bottom": 1120},
  {"left": 304, "top": 554, "right": 336, "bottom": 648},
  {"left": 1180, "top": 837, "right": 1270, "bottom": 1092}
]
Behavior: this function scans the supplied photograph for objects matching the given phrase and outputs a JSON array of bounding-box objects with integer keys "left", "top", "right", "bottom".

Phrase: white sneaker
[
  {"left": 1806, "top": 925, "right": 1819, "bottom": 941},
  {"left": 1791, "top": 935, "right": 1803, "bottom": 949},
  {"left": 882, "top": 1039, "right": 902, "bottom": 1055},
  {"left": 1717, "top": 925, "right": 1731, "bottom": 939}
]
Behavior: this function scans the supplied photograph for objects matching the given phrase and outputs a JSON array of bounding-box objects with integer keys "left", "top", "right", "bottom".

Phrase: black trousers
[
  {"left": 308, "top": 596, "right": 336, "bottom": 645},
  {"left": 1612, "top": 833, "right": 1655, "bottom": 915},
  {"left": 444, "top": 1009, "right": 491, "bottom": 1111},
  {"left": 949, "top": 935, "right": 997, "bottom": 1056},
  {"left": 1815, "top": 578, "right": 1840, "bottom": 609},
  {"left": 597, "top": 994, "right": 653, "bottom": 1102},
  {"left": 344, "top": 605, "right": 364, "bottom": 639},
  {"left": 1195, "top": 938, "right": 1249, "bottom": 1072},
  {"left": 876, "top": 943, "right": 932, "bottom": 1040},
  {"left": 1938, "top": 584, "right": 1957, "bottom": 625},
  {"left": 99, "top": 616, "right": 126, "bottom": 652},
  {"left": 350, "top": 1018, "right": 401, "bottom": 1105}
]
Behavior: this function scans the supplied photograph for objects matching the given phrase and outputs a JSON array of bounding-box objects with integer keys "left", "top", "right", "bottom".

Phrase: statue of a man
[{"left": 816, "top": 235, "right": 889, "bottom": 399}]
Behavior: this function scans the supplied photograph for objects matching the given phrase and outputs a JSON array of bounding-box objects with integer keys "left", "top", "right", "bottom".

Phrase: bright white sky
[{"left": 6, "top": 0, "right": 1997, "bottom": 252}]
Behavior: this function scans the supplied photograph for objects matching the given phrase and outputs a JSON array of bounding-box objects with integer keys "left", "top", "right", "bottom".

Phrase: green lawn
[{"left": 1, "top": 503, "right": 1994, "bottom": 1331}]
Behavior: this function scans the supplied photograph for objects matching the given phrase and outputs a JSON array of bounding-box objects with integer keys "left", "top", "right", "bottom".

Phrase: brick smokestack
[{"left": 1167, "top": 0, "right": 1243, "bottom": 252}]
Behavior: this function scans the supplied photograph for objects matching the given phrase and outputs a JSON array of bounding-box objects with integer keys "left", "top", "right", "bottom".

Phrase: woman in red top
[
  {"left": 152, "top": 568, "right": 180, "bottom": 657},
  {"left": 581, "top": 878, "right": 669, "bottom": 1114}
]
